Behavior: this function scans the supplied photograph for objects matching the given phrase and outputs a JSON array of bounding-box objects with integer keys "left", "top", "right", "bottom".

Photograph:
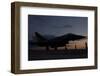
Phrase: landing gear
[
  {"left": 65, "top": 45, "right": 67, "bottom": 50},
  {"left": 46, "top": 46, "right": 49, "bottom": 50},
  {"left": 54, "top": 47, "right": 57, "bottom": 50},
  {"left": 85, "top": 42, "right": 88, "bottom": 49}
]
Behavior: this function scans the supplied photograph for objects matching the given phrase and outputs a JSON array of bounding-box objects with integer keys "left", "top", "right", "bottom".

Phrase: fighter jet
[{"left": 33, "top": 32, "right": 86, "bottom": 50}]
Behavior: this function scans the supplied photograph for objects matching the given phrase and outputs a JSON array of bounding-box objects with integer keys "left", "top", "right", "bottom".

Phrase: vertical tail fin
[{"left": 34, "top": 32, "right": 47, "bottom": 42}]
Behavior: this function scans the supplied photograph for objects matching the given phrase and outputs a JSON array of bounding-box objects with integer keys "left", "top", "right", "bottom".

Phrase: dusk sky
[{"left": 28, "top": 15, "right": 88, "bottom": 40}]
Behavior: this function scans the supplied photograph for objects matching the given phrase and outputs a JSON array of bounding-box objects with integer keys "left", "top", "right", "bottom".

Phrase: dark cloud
[
  {"left": 63, "top": 24, "right": 72, "bottom": 28},
  {"left": 54, "top": 24, "right": 72, "bottom": 28}
]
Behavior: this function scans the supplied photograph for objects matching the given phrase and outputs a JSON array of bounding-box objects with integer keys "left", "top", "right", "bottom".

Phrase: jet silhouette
[{"left": 33, "top": 32, "right": 86, "bottom": 50}]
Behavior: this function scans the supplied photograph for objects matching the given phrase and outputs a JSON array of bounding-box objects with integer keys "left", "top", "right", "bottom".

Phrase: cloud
[
  {"left": 54, "top": 24, "right": 72, "bottom": 28},
  {"left": 63, "top": 24, "right": 72, "bottom": 28}
]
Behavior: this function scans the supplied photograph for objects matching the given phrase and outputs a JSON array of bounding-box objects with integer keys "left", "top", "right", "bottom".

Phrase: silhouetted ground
[{"left": 28, "top": 47, "right": 88, "bottom": 61}]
